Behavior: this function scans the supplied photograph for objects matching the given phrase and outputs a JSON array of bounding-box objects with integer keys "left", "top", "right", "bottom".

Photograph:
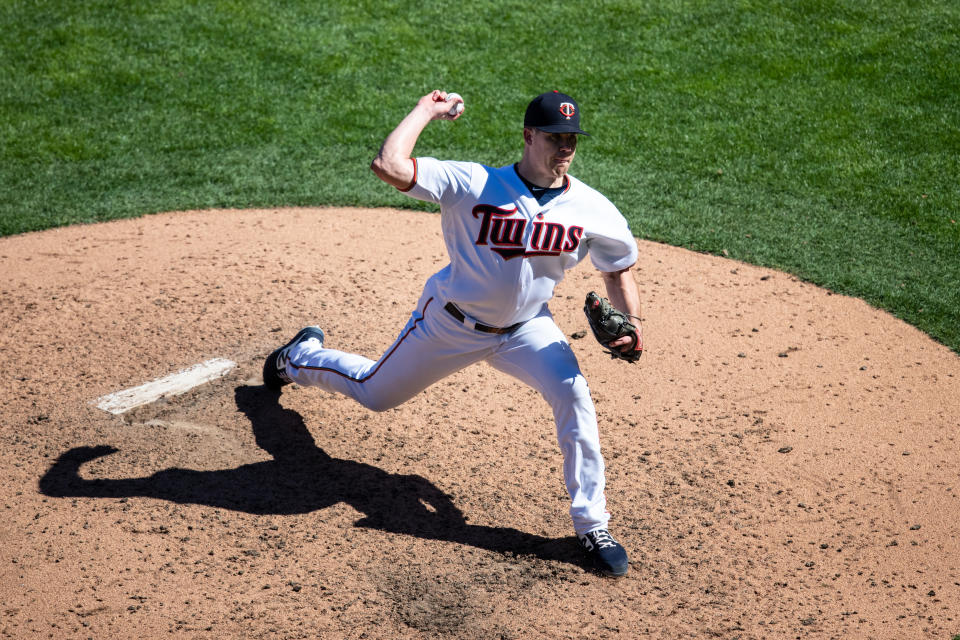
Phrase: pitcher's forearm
[
  {"left": 601, "top": 267, "right": 642, "bottom": 322},
  {"left": 370, "top": 107, "right": 434, "bottom": 188},
  {"left": 371, "top": 90, "right": 462, "bottom": 190}
]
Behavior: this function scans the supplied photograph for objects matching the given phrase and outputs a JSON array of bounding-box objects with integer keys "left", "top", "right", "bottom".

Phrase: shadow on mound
[{"left": 39, "top": 385, "right": 582, "bottom": 569}]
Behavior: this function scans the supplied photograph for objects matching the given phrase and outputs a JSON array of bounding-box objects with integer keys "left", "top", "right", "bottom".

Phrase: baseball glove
[{"left": 583, "top": 291, "right": 642, "bottom": 363}]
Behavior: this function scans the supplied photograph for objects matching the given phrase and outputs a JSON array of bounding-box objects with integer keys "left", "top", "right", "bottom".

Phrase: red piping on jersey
[
  {"left": 290, "top": 296, "right": 434, "bottom": 382},
  {"left": 398, "top": 158, "right": 418, "bottom": 192}
]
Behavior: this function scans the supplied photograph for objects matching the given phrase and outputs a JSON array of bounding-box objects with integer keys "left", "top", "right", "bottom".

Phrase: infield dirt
[{"left": 1, "top": 207, "right": 958, "bottom": 639}]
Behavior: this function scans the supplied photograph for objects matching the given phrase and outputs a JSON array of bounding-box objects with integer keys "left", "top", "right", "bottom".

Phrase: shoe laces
[{"left": 590, "top": 529, "right": 618, "bottom": 549}]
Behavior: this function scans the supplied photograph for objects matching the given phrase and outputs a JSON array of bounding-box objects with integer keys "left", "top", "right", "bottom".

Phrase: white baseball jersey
[{"left": 403, "top": 158, "right": 638, "bottom": 328}]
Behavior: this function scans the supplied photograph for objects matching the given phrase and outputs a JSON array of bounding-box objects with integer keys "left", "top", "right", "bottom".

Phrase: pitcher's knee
[
  {"left": 544, "top": 374, "right": 592, "bottom": 408},
  {"left": 357, "top": 394, "right": 404, "bottom": 413}
]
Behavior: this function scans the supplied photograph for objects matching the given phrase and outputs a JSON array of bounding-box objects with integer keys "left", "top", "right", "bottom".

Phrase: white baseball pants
[{"left": 284, "top": 287, "right": 610, "bottom": 535}]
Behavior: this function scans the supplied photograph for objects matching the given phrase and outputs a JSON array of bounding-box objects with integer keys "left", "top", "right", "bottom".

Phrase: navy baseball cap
[{"left": 524, "top": 90, "right": 590, "bottom": 136}]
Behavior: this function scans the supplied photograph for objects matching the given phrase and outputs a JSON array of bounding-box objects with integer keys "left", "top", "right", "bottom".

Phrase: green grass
[{"left": 2, "top": 0, "right": 958, "bottom": 351}]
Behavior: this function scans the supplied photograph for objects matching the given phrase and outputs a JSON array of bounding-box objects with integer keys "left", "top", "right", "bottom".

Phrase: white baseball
[{"left": 445, "top": 92, "right": 464, "bottom": 116}]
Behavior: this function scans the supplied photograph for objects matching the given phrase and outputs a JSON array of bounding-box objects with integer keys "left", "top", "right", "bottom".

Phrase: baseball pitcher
[{"left": 263, "top": 90, "right": 644, "bottom": 576}]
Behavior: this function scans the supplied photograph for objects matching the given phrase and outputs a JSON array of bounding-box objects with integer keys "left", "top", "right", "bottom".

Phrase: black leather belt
[{"left": 443, "top": 302, "right": 524, "bottom": 334}]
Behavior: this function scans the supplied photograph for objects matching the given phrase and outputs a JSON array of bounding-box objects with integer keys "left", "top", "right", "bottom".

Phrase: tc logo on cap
[{"left": 559, "top": 102, "right": 576, "bottom": 119}]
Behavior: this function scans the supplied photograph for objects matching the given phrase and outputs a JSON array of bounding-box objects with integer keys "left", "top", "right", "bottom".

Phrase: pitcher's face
[{"left": 525, "top": 128, "right": 578, "bottom": 183}]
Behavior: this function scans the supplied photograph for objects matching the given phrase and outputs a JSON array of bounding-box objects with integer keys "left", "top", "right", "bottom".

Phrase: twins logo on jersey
[{"left": 473, "top": 204, "right": 583, "bottom": 260}]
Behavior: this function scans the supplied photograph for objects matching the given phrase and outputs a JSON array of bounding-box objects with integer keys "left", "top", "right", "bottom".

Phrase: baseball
[{"left": 446, "top": 92, "right": 464, "bottom": 116}]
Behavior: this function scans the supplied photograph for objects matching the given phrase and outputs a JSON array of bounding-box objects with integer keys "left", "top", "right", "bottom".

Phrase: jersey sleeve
[
  {"left": 586, "top": 201, "right": 639, "bottom": 272},
  {"left": 401, "top": 157, "right": 475, "bottom": 207}
]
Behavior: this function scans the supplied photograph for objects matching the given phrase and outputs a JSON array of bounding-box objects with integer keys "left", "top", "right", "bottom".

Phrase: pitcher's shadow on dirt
[{"left": 39, "top": 384, "right": 583, "bottom": 569}]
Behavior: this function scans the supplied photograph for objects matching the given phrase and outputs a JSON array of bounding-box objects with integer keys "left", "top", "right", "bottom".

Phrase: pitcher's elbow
[{"left": 370, "top": 156, "right": 386, "bottom": 178}]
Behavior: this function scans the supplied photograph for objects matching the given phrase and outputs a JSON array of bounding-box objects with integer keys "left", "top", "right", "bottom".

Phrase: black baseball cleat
[
  {"left": 578, "top": 528, "right": 629, "bottom": 577},
  {"left": 262, "top": 326, "right": 324, "bottom": 391}
]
